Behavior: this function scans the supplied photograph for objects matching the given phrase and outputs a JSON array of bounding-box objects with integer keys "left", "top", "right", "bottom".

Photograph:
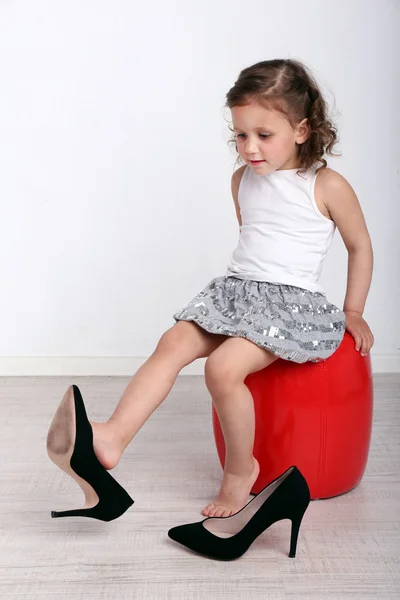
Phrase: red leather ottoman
[{"left": 212, "top": 332, "right": 374, "bottom": 499}]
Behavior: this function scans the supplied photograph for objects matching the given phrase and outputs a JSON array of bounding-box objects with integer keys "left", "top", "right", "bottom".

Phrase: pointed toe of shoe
[
  {"left": 168, "top": 520, "right": 238, "bottom": 561},
  {"left": 167, "top": 521, "right": 208, "bottom": 551},
  {"left": 168, "top": 523, "right": 192, "bottom": 543}
]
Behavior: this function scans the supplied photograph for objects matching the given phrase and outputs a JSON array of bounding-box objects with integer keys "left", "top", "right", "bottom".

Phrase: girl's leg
[
  {"left": 91, "top": 321, "right": 228, "bottom": 470},
  {"left": 202, "top": 337, "right": 278, "bottom": 517}
]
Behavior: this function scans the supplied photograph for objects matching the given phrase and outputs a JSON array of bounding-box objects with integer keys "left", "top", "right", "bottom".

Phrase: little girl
[{"left": 47, "top": 58, "right": 374, "bottom": 525}]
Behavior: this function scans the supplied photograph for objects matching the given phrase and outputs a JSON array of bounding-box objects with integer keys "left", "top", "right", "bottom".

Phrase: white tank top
[{"left": 226, "top": 165, "right": 336, "bottom": 294}]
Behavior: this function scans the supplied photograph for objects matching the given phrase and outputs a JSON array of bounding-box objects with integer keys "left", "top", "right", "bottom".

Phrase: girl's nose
[{"left": 244, "top": 139, "right": 258, "bottom": 154}]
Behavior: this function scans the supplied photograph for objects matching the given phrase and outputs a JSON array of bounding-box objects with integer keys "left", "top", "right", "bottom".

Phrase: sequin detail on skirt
[{"left": 173, "top": 276, "right": 346, "bottom": 363}]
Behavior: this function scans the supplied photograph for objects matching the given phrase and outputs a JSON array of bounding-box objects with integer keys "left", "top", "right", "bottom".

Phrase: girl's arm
[
  {"left": 316, "top": 168, "right": 374, "bottom": 357},
  {"left": 231, "top": 166, "right": 246, "bottom": 228}
]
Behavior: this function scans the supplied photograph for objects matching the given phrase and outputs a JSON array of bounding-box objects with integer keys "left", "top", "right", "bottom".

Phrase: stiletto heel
[
  {"left": 168, "top": 465, "right": 310, "bottom": 561},
  {"left": 289, "top": 514, "right": 304, "bottom": 558},
  {"left": 47, "top": 384, "right": 134, "bottom": 521}
]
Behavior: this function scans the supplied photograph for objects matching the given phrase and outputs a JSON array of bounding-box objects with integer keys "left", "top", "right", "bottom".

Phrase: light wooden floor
[{"left": 0, "top": 374, "right": 399, "bottom": 600}]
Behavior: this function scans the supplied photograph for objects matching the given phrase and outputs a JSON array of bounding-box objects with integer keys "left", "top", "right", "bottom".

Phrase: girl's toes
[
  {"left": 201, "top": 502, "right": 236, "bottom": 518},
  {"left": 209, "top": 505, "right": 234, "bottom": 518},
  {"left": 201, "top": 502, "right": 215, "bottom": 516},
  {"left": 221, "top": 506, "right": 234, "bottom": 517}
]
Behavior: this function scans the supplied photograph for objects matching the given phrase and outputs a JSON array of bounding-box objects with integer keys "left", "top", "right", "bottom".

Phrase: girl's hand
[{"left": 344, "top": 311, "right": 374, "bottom": 356}]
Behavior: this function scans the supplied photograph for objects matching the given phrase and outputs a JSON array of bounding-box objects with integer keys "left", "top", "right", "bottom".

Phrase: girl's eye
[{"left": 236, "top": 133, "right": 270, "bottom": 139}]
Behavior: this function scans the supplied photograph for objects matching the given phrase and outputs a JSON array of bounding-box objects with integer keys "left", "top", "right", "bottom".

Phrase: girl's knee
[
  {"left": 204, "top": 356, "right": 243, "bottom": 391},
  {"left": 154, "top": 325, "right": 200, "bottom": 367},
  {"left": 155, "top": 327, "right": 188, "bottom": 359}
]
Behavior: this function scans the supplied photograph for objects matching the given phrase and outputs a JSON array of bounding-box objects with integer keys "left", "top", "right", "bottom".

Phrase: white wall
[{"left": 0, "top": 0, "right": 399, "bottom": 375}]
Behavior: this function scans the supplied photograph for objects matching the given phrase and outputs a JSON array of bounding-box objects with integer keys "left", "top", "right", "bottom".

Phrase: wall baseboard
[{"left": 0, "top": 355, "right": 399, "bottom": 376}]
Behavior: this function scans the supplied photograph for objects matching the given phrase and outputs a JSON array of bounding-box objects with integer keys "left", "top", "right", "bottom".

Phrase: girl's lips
[{"left": 250, "top": 160, "right": 265, "bottom": 165}]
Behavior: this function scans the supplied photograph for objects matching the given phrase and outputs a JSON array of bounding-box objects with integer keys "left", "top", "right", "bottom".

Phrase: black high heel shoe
[
  {"left": 168, "top": 465, "right": 310, "bottom": 560},
  {"left": 47, "top": 384, "right": 134, "bottom": 521}
]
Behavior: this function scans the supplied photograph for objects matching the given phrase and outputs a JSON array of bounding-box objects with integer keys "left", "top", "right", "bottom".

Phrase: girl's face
[{"left": 231, "top": 100, "right": 310, "bottom": 173}]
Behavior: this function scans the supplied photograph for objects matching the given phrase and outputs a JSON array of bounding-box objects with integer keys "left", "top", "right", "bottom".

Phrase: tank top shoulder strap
[
  {"left": 237, "top": 165, "right": 252, "bottom": 205},
  {"left": 307, "top": 163, "right": 319, "bottom": 192}
]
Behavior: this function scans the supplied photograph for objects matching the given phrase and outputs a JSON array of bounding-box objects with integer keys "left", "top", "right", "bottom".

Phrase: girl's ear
[{"left": 295, "top": 118, "right": 310, "bottom": 144}]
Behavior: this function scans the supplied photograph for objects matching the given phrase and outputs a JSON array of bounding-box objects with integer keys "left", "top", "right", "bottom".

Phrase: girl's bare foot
[
  {"left": 90, "top": 421, "right": 124, "bottom": 471},
  {"left": 201, "top": 456, "right": 260, "bottom": 518}
]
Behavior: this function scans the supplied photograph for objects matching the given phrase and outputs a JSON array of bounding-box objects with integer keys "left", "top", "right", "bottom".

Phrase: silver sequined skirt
[{"left": 173, "top": 275, "right": 346, "bottom": 363}]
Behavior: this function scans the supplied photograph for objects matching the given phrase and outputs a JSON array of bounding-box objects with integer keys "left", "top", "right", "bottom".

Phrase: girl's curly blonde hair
[{"left": 225, "top": 58, "right": 341, "bottom": 175}]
